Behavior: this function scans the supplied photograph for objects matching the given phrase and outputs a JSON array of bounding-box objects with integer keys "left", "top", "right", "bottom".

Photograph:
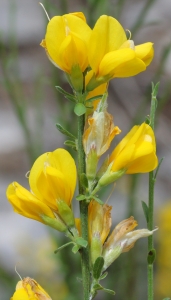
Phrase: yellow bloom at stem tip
[
  {"left": 86, "top": 15, "right": 154, "bottom": 90},
  {"left": 6, "top": 149, "right": 77, "bottom": 231},
  {"left": 11, "top": 277, "right": 52, "bottom": 300},
  {"left": 40, "top": 12, "right": 91, "bottom": 74}
]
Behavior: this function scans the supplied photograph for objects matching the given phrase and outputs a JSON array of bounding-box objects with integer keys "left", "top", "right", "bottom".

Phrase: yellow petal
[
  {"left": 113, "top": 56, "right": 146, "bottom": 77},
  {"left": 29, "top": 149, "right": 77, "bottom": 208},
  {"left": 48, "top": 149, "right": 77, "bottom": 204},
  {"left": 45, "top": 14, "right": 91, "bottom": 72},
  {"left": 98, "top": 48, "right": 135, "bottom": 78},
  {"left": 135, "top": 42, "right": 154, "bottom": 66},
  {"left": 88, "top": 15, "right": 127, "bottom": 74},
  {"left": 6, "top": 182, "right": 55, "bottom": 223},
  {"left": 126, "top": 152, "right": 158, "bottom": 174}
]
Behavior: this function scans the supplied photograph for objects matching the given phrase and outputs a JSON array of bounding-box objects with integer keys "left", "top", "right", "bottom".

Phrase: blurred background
[{"left": 0, "top": 0, "right": 171, "bottom": 299}]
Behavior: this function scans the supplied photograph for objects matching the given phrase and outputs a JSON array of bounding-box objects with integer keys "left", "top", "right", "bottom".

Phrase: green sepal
[
  {"left": 80, "top": 173, "right": 88, "bottom": 189},
  {"left": 93, "top": 196, "right": 103, "bottom": 205},
  {"left": 147, "top": 248, "right": 156, "bottom": 264},
  {"left": 64, "top": 140, "right": 77, "bottom": 150},
  {"left": 55, "top": 86, "right": 76, "bottom": 103},
  {"left": 93, "top": 257, "right": 104, "bottom": 279},
  {"left": 41, "top": 215, "right": 67, "bottom": 232},
  {"left": 76, "top": 194, "right": 86, "bottom": 201},
  {"left": 74, "top": 237, "right": 88, "bottom": 248},
  {"left": 141, "top": 201, "right": 149, "bottom": 223},
  {"left": 99, "top": 272, "right": 108, "bottom": 280},
  {"left": 74, "top": 103, "right": 86, "bottom": 116},
  {"left": 56, "top": 123, "right": 76, "bottom": 139},
  {"left": 56, "top": 199, "right": 75, "bottom": 228},
  {"left": 86, "top": 95, "right": 103, "bottom": 103}
]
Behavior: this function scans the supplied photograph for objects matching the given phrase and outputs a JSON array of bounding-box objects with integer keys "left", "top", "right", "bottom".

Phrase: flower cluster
[{"left": 6, "top": 11, "right": 158, "bottom": 299}]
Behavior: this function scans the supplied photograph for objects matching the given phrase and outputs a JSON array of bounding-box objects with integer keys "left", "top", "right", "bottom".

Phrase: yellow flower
[
  {"left": 103, "top": 216, "right": 157, "bottom": 270},
  {"left": 109, "top": 122, "right": 158, "bottom": 174},
  {"left": 6, "top": 149, "right": 77, "bottom": 231},
  {"left": 11, "top": 277, "right": 52, "bottom": 300},
  {"left": 40, "top": 12, "right": 91, "bottom": 74},
  {"left": 86, "top": 15, "right": 154, "bottom": 90},
  {"left": 91, "top": 122, "right": 158, "bottom": 195},
  {"left": 88, "top": 200, "right": 112, "bottom": 264}
]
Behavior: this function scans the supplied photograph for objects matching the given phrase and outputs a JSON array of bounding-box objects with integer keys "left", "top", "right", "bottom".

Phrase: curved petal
[
  {"left": 126, "top": 152, "right": 158, "bottom": 174},
  {"left": 45, "top": 14, "right": 91, "bottom": 71},
  {"left": 135, "top": 42, "right": 154, "bottom": 66},
  {"left": 48, "top": 149, "right": 77, "bottom": 203},
  {"left": 88, "top": 15, "right": 127, "bottom": 74},
  {"left": 113, "top": 57, "right": 146, "bottom": 77},
  {"left": 98, "top": 48, "right": 135, "bottom": 77},
  {"left": 6, "top": 182, "right": 55, "bottom": 223}
]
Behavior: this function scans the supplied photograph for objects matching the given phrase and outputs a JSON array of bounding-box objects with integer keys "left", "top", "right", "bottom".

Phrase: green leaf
[
  {"left": 154, "top": 157, "right": 164, "bottom": 180},
  {"left": 80, "top": 173, "right": 88, "bottom": 189},
  {"left": 56, "top": 123, "right": 76, "bottom": 139},
  {"left": 147, "top": 248, "right": 156, "bottom": 264},
  {"left": 72, "top": 244, "right": 80, "bottom": 254},
  {"left": 56, "top": 86, "right": 76, "bottom": 103},
  {"left": 103, "top": 288, "right": 115, "bottom": 295},
  {"left": 93, "top": 283, "right": 103, "bottom": 290},
  {"left": 93, "top": 196, "right": 103, "bottom": 205},
  {"left": 99, "top": 272, "right": 108, "bottom": 280},
  {"left": 75, "top": 237, "right": 88, "bottom": 248},
  {"left": 74, "top": 103, "right": 86, "bottom": 116},
  {"left": 76, "top": 194, "right": 86, "bottom": 201},
  {"left": 86, "top": 94, "right": 103, "bottom": 103},
  {"left": 152, "top": 82, "right": 160, "bottom": 98},
  {"left": 64, "top": 140, "right": 76, "bottom": 150},
  {"left": 93, "top": 257, "right": 104, "bottom": 279},
  {"left": 141, "top": 200, "right": 149, "bottom": 223}
]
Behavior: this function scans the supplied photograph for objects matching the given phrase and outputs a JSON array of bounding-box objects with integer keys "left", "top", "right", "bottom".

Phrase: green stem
[
  {"left": 77, "top": 113, "right": 90, "bottom": 300},
  {"left": 147, "top": 84, "right": 158, "bottom": 300}
]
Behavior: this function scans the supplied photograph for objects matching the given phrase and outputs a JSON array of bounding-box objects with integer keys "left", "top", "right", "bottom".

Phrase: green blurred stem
[
  {"left": 77, "top": 110, "right": 90, "bottom": 300},
  {"left": 147, "top": 84, "right": 157, "bottom": 300}
]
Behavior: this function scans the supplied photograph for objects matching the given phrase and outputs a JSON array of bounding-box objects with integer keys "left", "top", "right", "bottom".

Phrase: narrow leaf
[
  {"left": 56, "top": 123, "right": 76, "bottom": 139},
  {"left": 86, "top": 94, "right": 103, "bottom": 103},
  {"left": 141, "top": 200, "right": 149, "bottom": 223},
  {"left": 99, "top": 272, "right": 108, "bottom": 280},
  {"left": 76, "top": 194, "right": 86, "bottom": 201},
  {"left": 64, "top": 140, "right": 76, "bottom": 150},
  {"left": 56, "top": 86, "right": 76, "bottom": 103},
  {"left": 93, "top": 196, "right": 103, "bottom": 205},
  {"left": 103, "top": 288, "right": 115, "bottom": 295},
  {"left": 93, "top": 257, "right": 105, "bottom": 279}
]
